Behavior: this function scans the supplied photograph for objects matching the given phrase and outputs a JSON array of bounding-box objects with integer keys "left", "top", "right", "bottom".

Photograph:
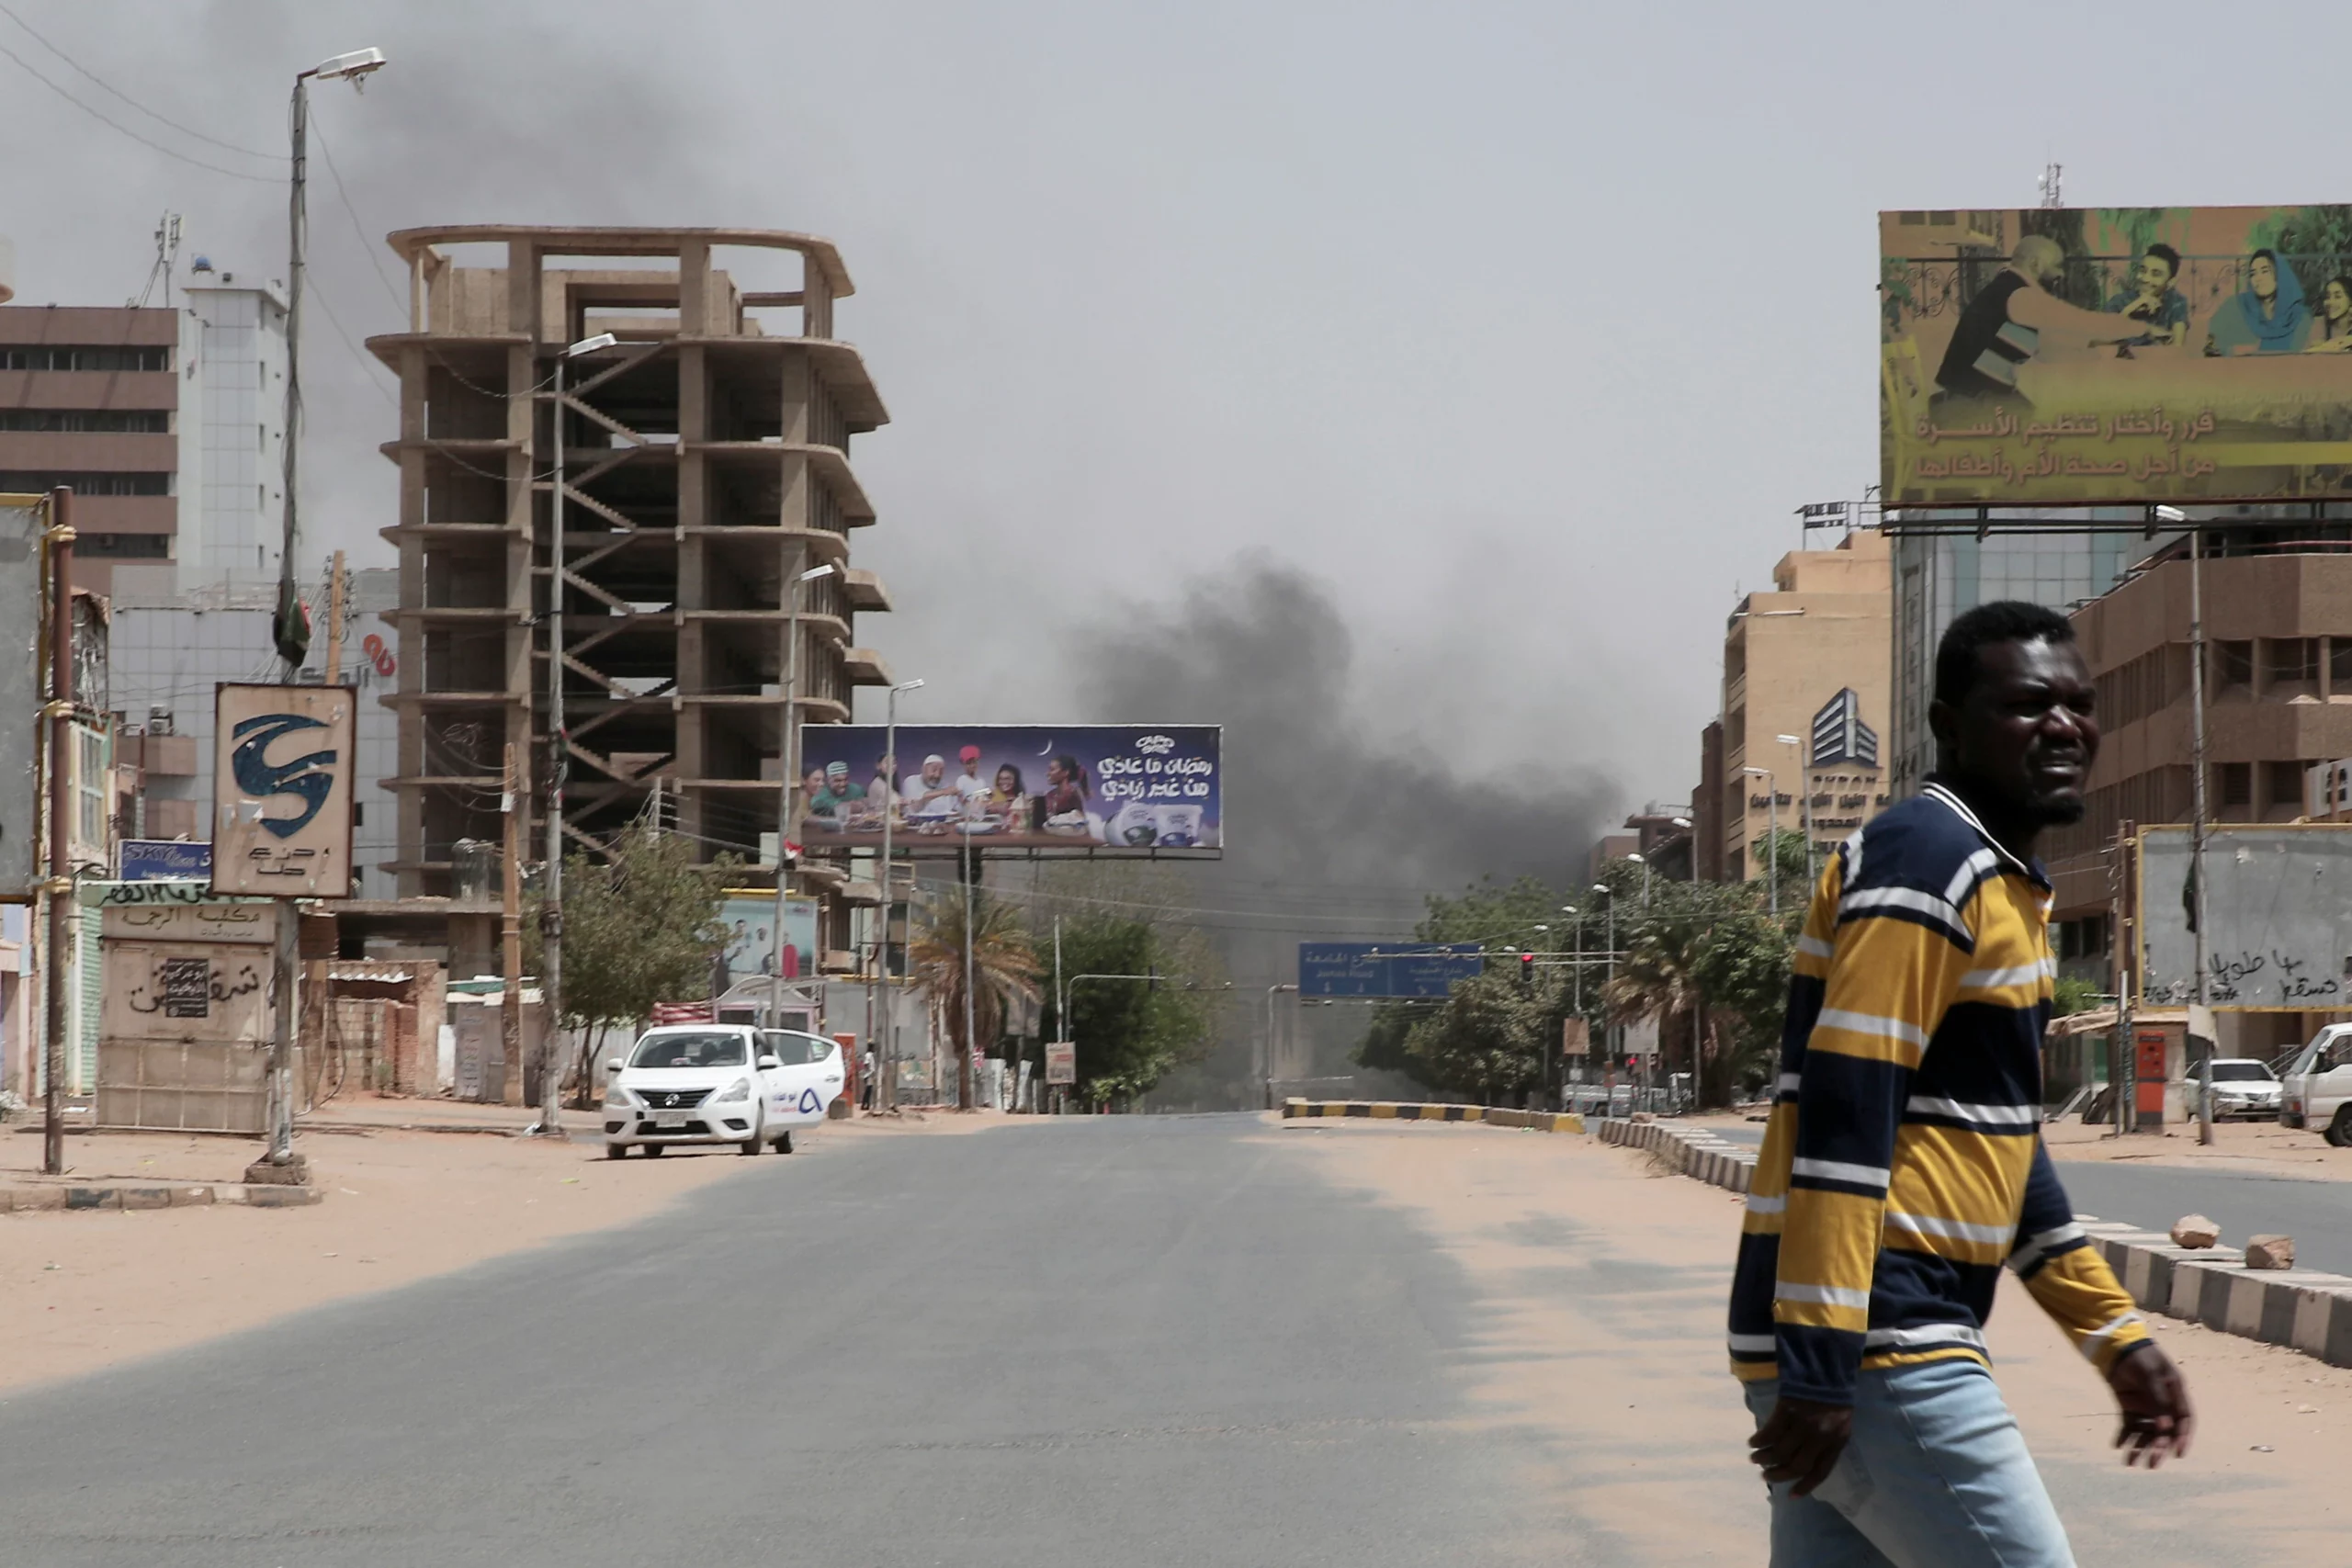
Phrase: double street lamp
[{"left": 875, "top": 677, "right": 924, "bottom": 1110}]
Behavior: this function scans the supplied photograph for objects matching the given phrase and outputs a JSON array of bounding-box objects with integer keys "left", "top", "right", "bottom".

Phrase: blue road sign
[
  {"left": 119, "top": 840, "right": 212, "bottom": 882},
  {"left": 1298, "top": 942, "right": 1483, "bottom": 998}
]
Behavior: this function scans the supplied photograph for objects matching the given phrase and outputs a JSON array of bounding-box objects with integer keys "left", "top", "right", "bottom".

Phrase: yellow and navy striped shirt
[{"left": 1727, "top": 780, "right": 2149, "bottom": 1404}]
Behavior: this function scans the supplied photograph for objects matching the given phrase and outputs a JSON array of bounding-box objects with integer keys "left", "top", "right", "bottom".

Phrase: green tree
[
  {"left": 526, "top": 821, "right": 738, "bottom": 1103},
  {"left": 1035, "top": 911, "right": 1217, "bottom": 1108},
  {"left": 2051, "top": 974, "right": 2104, "bottom": 1020},
  {"left": 907, "top": 886, "right": 1043, "bottom": 1110},
  {"left": 1401, "top": 967, "right": 1548, "bottom": 1102}
]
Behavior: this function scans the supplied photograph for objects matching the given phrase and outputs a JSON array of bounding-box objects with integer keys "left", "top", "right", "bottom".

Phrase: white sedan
[
  {"left": 604, "top": 1025, "right": 845, "bottom": 1157},
  {"left": 2185, "top": 1057, "right": 2283, "bottom": 1122}
]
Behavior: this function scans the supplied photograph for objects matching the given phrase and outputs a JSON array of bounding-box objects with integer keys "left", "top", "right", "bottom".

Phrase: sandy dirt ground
[
  {"left": 1276, "top": 1117, "right": 2352, "bottom": 1565},
  {"left": 0, "top": 1100, "right": 989, "bottom": 1394},
  {"left": 1690, "top": 1105, "right": 2352, "bottom": 1180}
]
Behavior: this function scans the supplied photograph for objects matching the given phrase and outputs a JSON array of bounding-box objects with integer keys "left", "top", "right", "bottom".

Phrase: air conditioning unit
[{"left": 147, "top": 705, "right": 174, "bottom": 736}]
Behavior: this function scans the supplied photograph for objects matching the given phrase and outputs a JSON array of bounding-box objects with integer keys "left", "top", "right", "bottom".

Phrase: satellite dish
[{"left": 190, "top": 254, "right": 215, "bottom": 273}]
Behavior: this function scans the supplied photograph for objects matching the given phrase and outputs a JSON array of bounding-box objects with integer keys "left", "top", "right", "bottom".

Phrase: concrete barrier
[
  {"left": 0, "top": 1180, "right": 322, "bottom": 1213},
  {"left": 1281, "top": 1100, "right": 1584, "bottom": 1134},
  {"left": 1589, "top": 1115, "right": 2352, "bottom": 1371}
]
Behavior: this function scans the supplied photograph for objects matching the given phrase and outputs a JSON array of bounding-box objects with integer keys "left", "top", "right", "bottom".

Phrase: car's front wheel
[
  {"left": 643, "top": 1143, "right": 665, "bottom": 1157},
  {"left": 2327, "top": 1106, "right": 2352, "bottom": 1148},
  {"left": 774, "top": 1130, "right": 795, "bottom": 1155},
  {"left": 605, "top": 1142, "right": 627, "bottom": 1160},
  {"left": 739, "top": 1113, "right": 763, "bottom": 1156}
]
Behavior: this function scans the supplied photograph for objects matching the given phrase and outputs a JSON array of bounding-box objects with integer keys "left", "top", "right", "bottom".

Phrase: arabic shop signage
[
  {"left": 211, "top": 683, "right": 356, "bottom": 898},
  {"left": 119, "top": 840, "right": 212, "bottom": 882}
]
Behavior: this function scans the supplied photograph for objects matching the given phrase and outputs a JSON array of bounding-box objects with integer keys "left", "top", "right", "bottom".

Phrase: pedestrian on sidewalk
[{"left": 1732, "top": 600, "right": 2192, "bottom": 1567}]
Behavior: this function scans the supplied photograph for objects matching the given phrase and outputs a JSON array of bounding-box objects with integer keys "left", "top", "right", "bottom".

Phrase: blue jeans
[{"left": 1742, "top": 1359, "right": 2074, "bottom": 1567}]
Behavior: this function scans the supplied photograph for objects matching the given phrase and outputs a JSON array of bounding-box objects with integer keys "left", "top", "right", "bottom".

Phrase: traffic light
[{"left": 1519, "top": 952, "right": 1535, "bottom": 988}]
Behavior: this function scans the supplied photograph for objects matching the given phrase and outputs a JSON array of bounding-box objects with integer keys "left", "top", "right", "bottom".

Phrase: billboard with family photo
[
  {"left": 716, "top": 893, "right": 820, "bottom": 988},
  {"left": 796, "top": 724, "right": 1222, "bottom": 856},
  {"left": 1882, "top": 206, "right": 2352, "bottom": 504}
]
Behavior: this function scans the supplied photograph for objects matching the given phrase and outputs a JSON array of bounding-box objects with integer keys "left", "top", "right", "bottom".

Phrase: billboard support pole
[
  {"left": 40, "top": 489, "right": 71, "bottom": 1177},
  {"left": 2188, "top": 524, "right": 2215, "bottom": 1146},
  {"left": 2120, "top": 819, "right": 2139, "bottom": 1134}
]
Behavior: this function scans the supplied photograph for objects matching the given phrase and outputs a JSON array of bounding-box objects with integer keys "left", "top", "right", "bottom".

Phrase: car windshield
[
  {"left": 2211, "top": 1062, "right": 2275, "bottom": 1082},
  {"left": 762, "top": 1031, "right": 834, "bottom": 1066},
  {"left": 629, "top": 1032, "right": 748, "bottom": 1069}
]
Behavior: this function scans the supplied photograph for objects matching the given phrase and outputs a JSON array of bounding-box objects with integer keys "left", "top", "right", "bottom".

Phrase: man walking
[{"left": 1733, "top": 601, "right": 2192, "bottom": 1565}]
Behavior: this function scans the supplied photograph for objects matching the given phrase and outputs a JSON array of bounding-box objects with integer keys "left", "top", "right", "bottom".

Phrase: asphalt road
[
  {"left": 0, "top": 1117, "right": 1589, "bottom": 1568},
  {"left": 2055, "top": 1157, "right": 2352, "bottom": 1274}
]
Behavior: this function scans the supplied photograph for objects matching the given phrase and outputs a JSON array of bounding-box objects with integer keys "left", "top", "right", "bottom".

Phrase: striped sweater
[{"left": 1727, "top": 780, "right": 2149, "bottom": 1404}]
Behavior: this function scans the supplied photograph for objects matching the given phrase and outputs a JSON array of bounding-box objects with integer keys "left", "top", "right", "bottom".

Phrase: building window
[
  {"left": 0, "top": 471, "right": 169, "bottom": 496},
  {"left": 0, "top": 409, "right": 168, "bottom": 434},
  {"left": 2268, "top": 761, "right": 2305, "bottom": 808},
  {"left": 77, "top": 533, "right": 170, "bottom": 558},
  {"left": 2265, "top": 637, "right": 2318, "bottom": 689},
  {"left": 2216, "top": 640, "right": 2254, "bottom": 690},
  {"left": 2219, "top": 761, "right": 2252, "bottom": 809},
  {"left": 0, "top": 345, "right": 169, "bottom": 373}
]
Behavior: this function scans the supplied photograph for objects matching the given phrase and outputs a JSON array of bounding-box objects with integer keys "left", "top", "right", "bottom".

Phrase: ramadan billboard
[
  {"left": 1882, "top": 206, "right": 2352, "bottom": 505},
  {"left": 796, "top": 724, "right": 1221, "bottom": 856}
]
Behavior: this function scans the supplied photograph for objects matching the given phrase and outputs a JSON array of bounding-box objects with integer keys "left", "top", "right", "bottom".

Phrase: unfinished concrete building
[{"left": 367, "top": 227, "right": 891, "bottom": 959}]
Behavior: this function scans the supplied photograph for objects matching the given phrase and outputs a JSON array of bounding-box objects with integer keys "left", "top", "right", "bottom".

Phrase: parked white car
[
  {"left": 2182, "top": 1057, "right": 2283, "bottom": 1122},
  {"left": 604, "top": 1024, "right": 845, "bottom": 1158},
  {"left": 2279, "top": 1023, "right": 2352, "bottom": 1143}
]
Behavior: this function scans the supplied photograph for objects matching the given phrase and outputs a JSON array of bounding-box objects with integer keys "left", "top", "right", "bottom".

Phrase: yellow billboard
[{"left": 1882, "top": 207, "right": 2352, "bottom": 505}]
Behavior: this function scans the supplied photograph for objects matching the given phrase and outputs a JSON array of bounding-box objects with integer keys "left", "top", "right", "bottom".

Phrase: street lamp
[
  {"left": 261, "top": 44, "right": 384, "bottom": 1177},
  {"left": 1263, "top": 983, "right": 1297, "bottom": 1110},
  {"left": 775, "top": 560, "right": 836, "bottom": 1001},
  {"left": 2156, "top": 502, "right": 2214, "bottom": 1145},
  {"left": 536, "top": 330, "right": 618, "bottom": 1142},
  {"left": 1741, "top": 765, "right": 1779, "bottom": 919},
  {"left": 876, "top": 677, "right": 924, "bottom": 1111},
  {"left": 1627, "top": 850, "right": 1650, "bottom": 909},
  {"left": 1592, "top": 882, "right": 1618, "bottom": 1112},
  {"left": 1774, "top": 735, "right": 1815, "bottom": 892},
  {"left": 277, "top": 45, "right": 387, "bottom": 671}
]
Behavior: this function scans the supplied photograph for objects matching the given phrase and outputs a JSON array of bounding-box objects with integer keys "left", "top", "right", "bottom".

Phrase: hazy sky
[{"left": 4, "top": 0, "right": 2342, "bottom": 892}]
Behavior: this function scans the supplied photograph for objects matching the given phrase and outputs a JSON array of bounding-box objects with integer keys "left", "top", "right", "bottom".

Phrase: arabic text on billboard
[
  {"left": 797, "top": 725, "right": 1220, "bottom": 856},
  {"left": 1298, "top": 942, "right": 1482, "bottom": 998},
  {"left": 1882, "top": 206, "right": 2352, "bottom": 505}
]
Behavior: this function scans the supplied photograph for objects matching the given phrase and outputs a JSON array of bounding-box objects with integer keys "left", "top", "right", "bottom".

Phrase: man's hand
[
  {"left": 1747, "top": 1395, "right": 1852, "bottom": 1496},
  {"left": 2109, "top": 1344, "right": 2194, "bottom": 1468}
]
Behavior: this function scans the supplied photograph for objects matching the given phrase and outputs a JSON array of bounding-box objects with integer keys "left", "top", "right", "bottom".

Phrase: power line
[
  {"left": 0, "top": 2, "right": 282, "bottom": 162},
  {"left": 311, "top": 115, "right": 408, "bottom": 317},
  {"left": 0, "top": 38, "right": 278, "bottom": 184}
]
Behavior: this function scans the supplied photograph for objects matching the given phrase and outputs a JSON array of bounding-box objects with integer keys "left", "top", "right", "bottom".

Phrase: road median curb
[
  {"left": 0, "top": 1180, "right": 323, "bottom": 1213},
  {"left": 1592, "top": 1116, "right": 2352, "bottom": 1371},
  {"left": 1281, "top": 1099, "right": 1584, "bottom": 1134}
]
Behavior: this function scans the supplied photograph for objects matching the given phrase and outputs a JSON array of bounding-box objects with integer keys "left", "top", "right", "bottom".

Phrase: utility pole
[
  {"left": 775, "top": 562, "right": 834, "bottom": 1013},
  {"left": 541, "top": 330, "right": 613, "bottom": 1140},
  {"left": 876, "top": 678, "right": 922, "bottom": 1111},
  {"left": 40, "top": 489, "right": 73, "bottom": 1175},
  {"left": 324, "top": 549, "right": 345, "bottom": 682},
  {"left": 1053, "top": 915, "right": 1063, "bottom": 1115},
  {"left": 962, "top": 843, "right": 979, "bottom": 1111},
  {"left": 501, "top": 742, "right": 526, "bottom": 1115},
  {"left": 2187, "top": 525, "right": 2214, "bottom": 1145}
]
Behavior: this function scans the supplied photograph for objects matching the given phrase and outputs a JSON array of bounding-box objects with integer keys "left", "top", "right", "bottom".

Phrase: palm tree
[
  {"left": 1602, "top": 899, "right": 1713, "bottom": 1110},
  {"left": 907, "top": 886, "right": 1044, "bottom": 1110}
]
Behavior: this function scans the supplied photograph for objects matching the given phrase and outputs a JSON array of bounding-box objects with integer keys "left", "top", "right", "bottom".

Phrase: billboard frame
[
  {"left": 795, "top": 722, "right": 1223, "bottom": 861},
  {"left": 1880, "top": 204, "right": 2352, "bottom": 512}
]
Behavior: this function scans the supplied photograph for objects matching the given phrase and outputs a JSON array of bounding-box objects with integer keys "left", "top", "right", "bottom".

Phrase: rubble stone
[{"left": 2170, "top": 1214, "right": 2221, "bottom": 1248}]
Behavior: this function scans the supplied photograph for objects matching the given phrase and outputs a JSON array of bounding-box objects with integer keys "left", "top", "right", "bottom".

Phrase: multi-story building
[
  {"left": 0, "top": 267, "right": 288, "bottom": 599},
  {"left": 2043, "top": 529, "right": 2352, "bottom": 1055},
  {"left": 1715, "top": 529, "right": 1894, "bottom": 881},
  {"left": 367, "top": 225, "right": 893, "bottom": 961},
  {"left": 1887, "top": 516, "right": 2167, "bottom": 801}
]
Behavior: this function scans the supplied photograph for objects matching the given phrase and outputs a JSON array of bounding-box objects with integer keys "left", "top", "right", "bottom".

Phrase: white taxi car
[{"left": 604, "top": 1024, "right": 845, "bottom": 1158}]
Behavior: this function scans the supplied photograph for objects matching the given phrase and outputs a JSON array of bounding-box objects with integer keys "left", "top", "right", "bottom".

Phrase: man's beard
[{"left": 2030, "top": 794, "right": 2087, "bottom": 828}]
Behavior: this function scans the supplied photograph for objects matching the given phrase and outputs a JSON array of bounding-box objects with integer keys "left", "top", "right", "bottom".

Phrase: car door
[
  {"left": 2313, "top": 1032, "right": 2352, "bottom": 1127},
  {"left": 766, "top": 1030, "right": 843, "bottom": 1122}
]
